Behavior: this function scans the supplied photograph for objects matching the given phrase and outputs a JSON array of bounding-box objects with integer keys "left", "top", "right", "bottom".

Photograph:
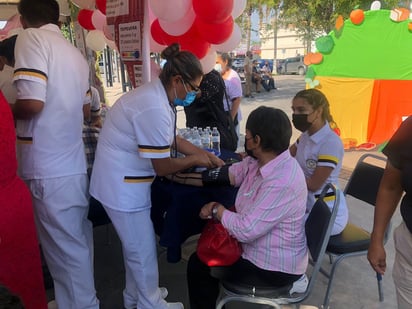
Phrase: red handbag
[{"left": 197, "top": 218, "right": 242, "bottom": 267}]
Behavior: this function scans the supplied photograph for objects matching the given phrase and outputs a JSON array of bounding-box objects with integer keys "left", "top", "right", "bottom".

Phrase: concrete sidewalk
[{"left": 86, "top": 76, "right": 401, "bottom": 309}]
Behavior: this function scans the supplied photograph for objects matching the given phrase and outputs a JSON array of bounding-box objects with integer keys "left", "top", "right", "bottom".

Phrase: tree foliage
[
  {"left": 239, "top": 0, "right": 406, "bottom": 53},
  {"left": 279, "top": 0, "right": 401, "bottom": 51}
]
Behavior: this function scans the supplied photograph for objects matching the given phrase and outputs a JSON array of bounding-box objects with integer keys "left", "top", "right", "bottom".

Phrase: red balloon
[
  {"left": 193, "top": 0, "right": 234, "bottom": 23},
  {"left": 151, "top": 19, "right": 177, "bottom": 46},
  {"left": 78, "top": 9, "right": 95, "bottom": 30},
  {"left": 152, "top": 22, "right": 210, "bottom": 59},
  {"left": 96, "top": 0, "right": 106, "bottom": 15},
  {"left": 195, "top": 16, "right": 234, "bottom": 45},
  {"left": 177, "top": 26, "right": 210, "bottom": 59}
]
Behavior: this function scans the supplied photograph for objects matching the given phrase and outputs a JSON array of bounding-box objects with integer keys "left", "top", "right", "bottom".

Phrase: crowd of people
[{"left": 1, "top": 1, "right": 411, "bottom": 309}]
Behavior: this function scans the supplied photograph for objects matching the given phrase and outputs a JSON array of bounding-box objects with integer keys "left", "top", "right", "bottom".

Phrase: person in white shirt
[
  {"left": 289, "top": 88, "right": 348, "bottom": 235},
  {"left": 12, "top": 0, "right": 99, "bottom": 308},
  {"left": 90, "top": 43, "right": 224, "bottom": 309}
]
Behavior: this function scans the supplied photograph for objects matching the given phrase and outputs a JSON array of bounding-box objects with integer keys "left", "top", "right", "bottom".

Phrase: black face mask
[
  {"left": 292, "top": 113, "right": 312, "bottom": 132},
  {"left": 244, "top": 139, "right": 257, "bottom": 159}
]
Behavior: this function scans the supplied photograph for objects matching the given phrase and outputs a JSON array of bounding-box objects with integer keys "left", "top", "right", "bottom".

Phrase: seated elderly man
[
  {"left": 261, "top": 60, "right": 277, "bottom": 91},
  {"left": 251, "top": 60, "right": 263, "bottom": 92},
  {"left": 170, "top": 106, "right": 309, "bottom": 309}
]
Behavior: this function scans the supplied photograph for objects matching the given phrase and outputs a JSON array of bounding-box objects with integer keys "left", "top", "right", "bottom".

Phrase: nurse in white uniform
[{"left": 90, "top": 43, "right": 223, "bottom": 309}]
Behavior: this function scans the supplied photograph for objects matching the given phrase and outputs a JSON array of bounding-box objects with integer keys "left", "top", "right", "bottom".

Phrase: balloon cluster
[
  {"left": 149, "top": 0, "right": 246, "bottom": 72},
  {"left": 73, "top": 0, "right": 115, "bottom": 51}
]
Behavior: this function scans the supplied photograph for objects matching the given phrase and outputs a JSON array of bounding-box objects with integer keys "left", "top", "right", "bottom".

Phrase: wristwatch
[{"left": 212, "top": 206, "right": 219, "bottom": 220}]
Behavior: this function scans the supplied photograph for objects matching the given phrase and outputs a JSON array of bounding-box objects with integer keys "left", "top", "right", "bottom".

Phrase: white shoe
[
  {"left": 289, "top": 274, "right": 308, "bottom": 295},
  {"left": 166, "top": 302, "right": 184, "bottom": 309},
  {"left": 160, "top": 287, "right": 168, "bottom": 299},
  {"left": 47, "top": 300, "right": 57, "bottom": 309}
]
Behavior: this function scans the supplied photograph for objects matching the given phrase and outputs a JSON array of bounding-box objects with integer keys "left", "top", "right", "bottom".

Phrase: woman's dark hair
[
  {"left": 0, "top": 35, "right": 17, "bottom": 64},
  {"left": 293, "top": 88, "right": 336, "bottom": 125},
  {"left": 219, "top": 53, "right": 233, "bottom": 68},
  {"left": 18, "top": 0, "right": 60, "bottom": 27},
  {"left": 246, "top": 106, "right": 292, "bottom": 154},
  {"left": 159, "top": 43, "right": 203, "bottom": 86}
]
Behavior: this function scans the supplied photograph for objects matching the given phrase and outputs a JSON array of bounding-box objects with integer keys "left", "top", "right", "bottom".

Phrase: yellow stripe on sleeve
[{"left": 318, "top": 155, "right": 339, "bottom": 165}]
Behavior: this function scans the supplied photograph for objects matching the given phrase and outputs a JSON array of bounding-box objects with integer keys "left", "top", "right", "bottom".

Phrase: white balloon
[
  {"left": 72, "top": 0, "right": 96, "bottom": 10},
  {"left": 200, "top": 50, "right": 217, "bottom": 73},
  {"left": 232, "top": 0, "right": 247, "bottom": 18},
  {"left": 86, "top": 30, "right": 107, "bottom": 51},
  {"left": 159, "top": 7, "right": 195, "bottom": 36},
  {"left": 212, "top": 23, "right": 241, "bottom": 53},
  {"left": 149, "top": 0, "right": 191, "bottom": 22},
  {"left": 370, "top": 1, "right": 381, "bottom": 10},
  {"left": 92, "top": 9, "right": 107, "bottom": 31}
]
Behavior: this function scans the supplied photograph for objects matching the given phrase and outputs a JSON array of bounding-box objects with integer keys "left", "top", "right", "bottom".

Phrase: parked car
[{"left": 280, "top": 55, "right": 306, "bottom": 75}]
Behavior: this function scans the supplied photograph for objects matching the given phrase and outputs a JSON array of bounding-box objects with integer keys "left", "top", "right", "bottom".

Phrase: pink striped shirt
[{"left": 221, "top": 150, "right": 308, "bottom": 274}]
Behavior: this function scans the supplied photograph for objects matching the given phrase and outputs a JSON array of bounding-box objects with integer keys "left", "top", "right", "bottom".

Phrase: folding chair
[
  {"left": 320, "top": 153, "right": 388, "bottom": 308},
  {"left": 216, "top": 183, "right": 340, "bottom": 309}
]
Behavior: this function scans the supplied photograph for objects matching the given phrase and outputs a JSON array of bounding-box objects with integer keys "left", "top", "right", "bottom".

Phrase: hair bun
[{"left": 161, "top": 43, "right": 180, "bottom": 61}]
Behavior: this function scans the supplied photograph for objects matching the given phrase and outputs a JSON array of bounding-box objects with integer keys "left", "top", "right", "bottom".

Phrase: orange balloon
[
  {"left": 335, "top": 15, "right": 344, "bottom": 31},
  {"left": 311, "top": 52, "right": 323, "bottom": 64},
  {"left": 350, "top": 9, "right": 364, "bottom": 25},
  {"left": 303, "top": 54, "right": 312, "bottom": 66},
  {"left": 304, "top": 52, "right": 323, "bottom": 65}
]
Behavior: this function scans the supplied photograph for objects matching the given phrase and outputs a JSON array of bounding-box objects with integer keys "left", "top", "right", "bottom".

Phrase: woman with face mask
[
  {"left": 215, "top": 53, "right": 242, "bottom": 123},
  {"left": 215, "top": 53, "right": 243, "bottom": 141},
  {"left": 290, "top": 88, "right": 348, "bottom": 235},
  {"left": 169, "top": 106, "right": 309, "bottom": 309},
  {"left": 90, "top": 43, "right": 224, "bottom": 309}
]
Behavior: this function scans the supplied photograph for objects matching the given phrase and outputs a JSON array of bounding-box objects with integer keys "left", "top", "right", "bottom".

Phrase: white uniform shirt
[
  {"left": 90, "top": 78, "right": 175, "bottom": 211},
  {"left": 223, "top": 68, "right": 243, "bottom": 122},
  {"left": 13, "top": 24, "right": 89, "bottom": 179},
  {"left": 295, "top": 122, "right": 348, "bottom": 234}
]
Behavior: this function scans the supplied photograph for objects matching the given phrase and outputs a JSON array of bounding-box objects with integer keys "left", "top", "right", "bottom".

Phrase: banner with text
[{"left": 106, "top": 0, "right": 145, "bottom": 88}]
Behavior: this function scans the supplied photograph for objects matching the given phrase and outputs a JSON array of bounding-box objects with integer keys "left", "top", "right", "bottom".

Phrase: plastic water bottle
[
  {"left": 192, "top": 128, "right": 202, "bottom": 148},
  {"left": 211, "top": 127, "right": 220, "bottom": 154},
  {"left": 201, "top": 131, "right": 211, "bottom": 149}
]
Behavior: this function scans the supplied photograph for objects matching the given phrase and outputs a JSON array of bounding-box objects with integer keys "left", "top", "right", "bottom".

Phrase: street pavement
[{"left": 81, "top": 74, "right": 401, "bottom": 309}]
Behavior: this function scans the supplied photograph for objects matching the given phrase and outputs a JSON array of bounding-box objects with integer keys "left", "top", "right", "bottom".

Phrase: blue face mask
[
  {"left": 173, "top": 80, "right": 198, "bottom": 107},
  {"left": 173, "top": 90, "right": 197, "bottom": 107}
]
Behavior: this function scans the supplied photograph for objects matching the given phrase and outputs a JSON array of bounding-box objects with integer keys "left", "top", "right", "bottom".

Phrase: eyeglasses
[{"left": 182, "top": 79, "right": 201, "bottom": 94}]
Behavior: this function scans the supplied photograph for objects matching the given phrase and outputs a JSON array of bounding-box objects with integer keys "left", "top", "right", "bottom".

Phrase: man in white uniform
[{"left": 12, "top": 0, "right": 99, "bottom": 308}]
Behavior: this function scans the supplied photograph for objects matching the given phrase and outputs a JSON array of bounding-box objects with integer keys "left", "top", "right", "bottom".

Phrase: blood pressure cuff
[{"left": 201, "top": 165, "right": 230, "bottom": 187}]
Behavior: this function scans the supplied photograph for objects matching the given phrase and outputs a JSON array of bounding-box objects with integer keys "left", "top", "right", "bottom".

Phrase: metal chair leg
[
  {"left": 377, "top": 272, "right": 384, "bottom": 302},
  {"left": 322, "top": 255, "right": 345, "bottom": 309}
]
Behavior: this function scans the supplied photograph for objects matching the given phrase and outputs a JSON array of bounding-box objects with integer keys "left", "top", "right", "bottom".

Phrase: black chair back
[
  {"left": 306, "top": 197, "right": 333, "bottom": 263},
  {"left": 344, "top": 154, "right": 385, "bottom": 205}
]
